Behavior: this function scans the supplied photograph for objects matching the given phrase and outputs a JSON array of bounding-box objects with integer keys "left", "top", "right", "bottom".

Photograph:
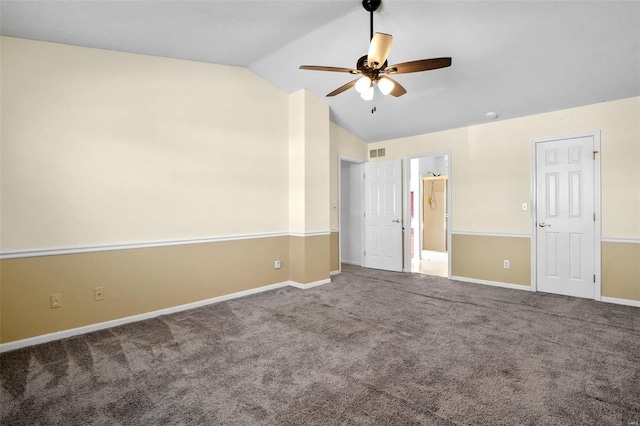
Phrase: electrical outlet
[
  {"left": 94, "top": 287, "right": 104, "bottom": 301},
  {"left": 522, "top": 202, "right": 528, "bottom": 211},
  {"left": 274, "top": 260, "right": 282, "bottom": 269},
  {"left": 51, "top": 294, "right": 62, "bottom": 309},
  {"left": 503, "top": 260, "right": 510, "bottom": 269}
]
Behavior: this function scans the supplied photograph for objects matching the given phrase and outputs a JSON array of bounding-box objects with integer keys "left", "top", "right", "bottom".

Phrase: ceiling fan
[{"left": 299, "top": 0, "right": 452, "bottom": 101}]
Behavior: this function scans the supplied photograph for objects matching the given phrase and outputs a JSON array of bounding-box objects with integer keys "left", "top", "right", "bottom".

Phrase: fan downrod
[{"left": 362, "top": 0, "right": 381, "bottom": 12}]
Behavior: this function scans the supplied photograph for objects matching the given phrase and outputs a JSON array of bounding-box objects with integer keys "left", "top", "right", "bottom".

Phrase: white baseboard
[
  {"left": 341, "top": 260, "right": 361, "bottom": 266},
  {"left": 601, "top": 296, "right": 640, "bottom": 308},
  {"left": 0, "top": 280, "right": 295, "bottom": 353},
  {"left": 450, "top": 276, "right": 532, "bottom": 292},
  {"left": 451, "top": 277, "right": 640, "bottom": 308},
  {"left": 7, "top": 276, "right": 634, "bottom": 353},
  {"left": 330, "top": 270, "right": 340, "bottom": 276},
  {"left": 288, "top": 278, "right": 332, "bottom": 289}
]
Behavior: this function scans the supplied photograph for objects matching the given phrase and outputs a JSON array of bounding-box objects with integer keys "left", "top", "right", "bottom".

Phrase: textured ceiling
[{"left": 2, "top": 0, "right": 639, "bottom": 142}]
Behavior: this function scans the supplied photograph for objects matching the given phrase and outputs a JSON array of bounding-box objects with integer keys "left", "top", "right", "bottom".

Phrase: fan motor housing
[
  {"left": 357, "top": 55, "right": 368, "bottom": 71},
  {"left": 357, "top": 55, "right": 387, "bottom": 79}
]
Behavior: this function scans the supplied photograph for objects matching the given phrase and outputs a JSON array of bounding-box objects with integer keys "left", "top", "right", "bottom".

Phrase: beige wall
[
  {"left": 289, "top": 90, "right": 307, "bottom": 233},
  {"left": 330, "top": 231, "right": 340, "bottom": 272},
  {"left": 303, "top": 92, "right": 331, "bottom": 233},
  {"left": 289, "top": 235, "right": 330, "bottom": 285},
  {"left": 370, "top": 97, "right": 639, "bottom": 300},
  {"left": 1, "top": 237, "right": 290, "bottom": 343},
  {"left": 370, "top": 97, "right": 640, "bottom": 238},
  {"left": 1, "top": 37, "right": 290, "bottom": 252},
  {"left": 602, "top": 242, "right": 640, "bottom": 301},
  {"left": 0, "top": 38, "right": 336, "bottom": 345},
  {"left": 452, "top": 234, "right": 531, "bottom": 286},
  {"left": 450, "top": 236, "right": 640, "bottom": 298},
  {"left": 288, "top": 89, "right": 330, "bottom": 234},
  {"left": 288, "top": 89, "right": 331, "bottom": 283}
]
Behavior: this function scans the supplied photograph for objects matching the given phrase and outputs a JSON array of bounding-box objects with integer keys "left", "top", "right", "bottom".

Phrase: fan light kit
[{"left": 300, "top": 0, "right": 452, "bottom": 110}]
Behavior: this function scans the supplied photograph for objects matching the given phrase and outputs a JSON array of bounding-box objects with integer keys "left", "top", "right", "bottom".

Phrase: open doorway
[
  {"left": 339, "top": 158, "right": 364, "bottom": 267},
  {"left": 406, "top": 153, "right": 451, "bottom": 277}
]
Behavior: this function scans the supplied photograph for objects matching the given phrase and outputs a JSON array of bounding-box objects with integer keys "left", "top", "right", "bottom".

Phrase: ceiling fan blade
[
  {"left": 382, "top": 76, "right": 407, "bottom": 97},
  {"left": 327, "top": 79, "right": 359, "bottom": 97},
  {"left": 385, "top": 57, "right": 452, "bottom": 74},
  {"left": 367, "top": 32, "right": 393, "bottom": 70},
  {"left": 300, "top": 65, "right": 358, "bottom": 74}
]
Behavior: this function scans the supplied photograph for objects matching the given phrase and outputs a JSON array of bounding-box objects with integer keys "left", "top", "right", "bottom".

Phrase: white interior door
[
  {"left": 364, "top": 159, "right": 403, "bottom": 272},
  {"left": 535, "top": 135, "right": 596, "bottom": 299}
]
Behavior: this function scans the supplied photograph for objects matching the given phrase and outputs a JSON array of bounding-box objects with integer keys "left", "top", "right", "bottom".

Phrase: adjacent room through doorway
[{"left": 409, "top": 154, "right": 450, "bottom": 277}]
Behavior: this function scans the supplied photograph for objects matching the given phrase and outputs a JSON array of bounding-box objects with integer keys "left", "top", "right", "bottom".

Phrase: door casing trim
[{"left": 530, "top": 132, "right": 601, "bottom": 300}]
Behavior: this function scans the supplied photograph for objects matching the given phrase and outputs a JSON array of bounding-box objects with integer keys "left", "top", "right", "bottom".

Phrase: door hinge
[
  {"left": 593, "top": 213, "right": 596, "bottom": 222},
  {"left": 593, "top": 274, "right": 596, "bottom": 283},
  {"left": 364, "top": 251, "right": 366, "bottom": 257},
  {"left": 593, "top": 150, "right": 599, "bottom": 160},
  {"left": 364, "top": 211, "right": 366, "bottom": 217}
]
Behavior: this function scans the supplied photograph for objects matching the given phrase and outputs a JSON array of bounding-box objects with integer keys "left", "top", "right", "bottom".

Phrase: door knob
[
  {"left": 392, "top": 219, "right": 401, "bottom": 223},
  {"left": 538, "top": 222, "right": 551, "bottom": 227}
]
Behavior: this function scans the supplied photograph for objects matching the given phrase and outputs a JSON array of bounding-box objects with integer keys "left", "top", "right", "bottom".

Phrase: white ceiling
[{"left": 2, "top": 0, "right": 639, "bottom": 142}]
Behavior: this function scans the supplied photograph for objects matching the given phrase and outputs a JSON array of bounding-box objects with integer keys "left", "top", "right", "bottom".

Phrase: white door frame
[
  {"left": 338, "top": 155, "right": 365, "bottom": 272},
  {"left": 403, "top": 150, "right": 453, "bottom": 276},
  {"left": 530, "top": 132, "right": 601, "bottom": 299}
]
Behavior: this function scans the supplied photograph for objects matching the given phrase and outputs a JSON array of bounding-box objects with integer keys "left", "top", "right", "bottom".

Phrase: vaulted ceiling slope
[{"left": 2, "top": 1, "right": 639, "bottom": 142}]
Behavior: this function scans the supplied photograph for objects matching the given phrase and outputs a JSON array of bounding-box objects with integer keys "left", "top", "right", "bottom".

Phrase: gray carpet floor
[{"left": 1, "top": 264, "right": 639, "bottom": 425}]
